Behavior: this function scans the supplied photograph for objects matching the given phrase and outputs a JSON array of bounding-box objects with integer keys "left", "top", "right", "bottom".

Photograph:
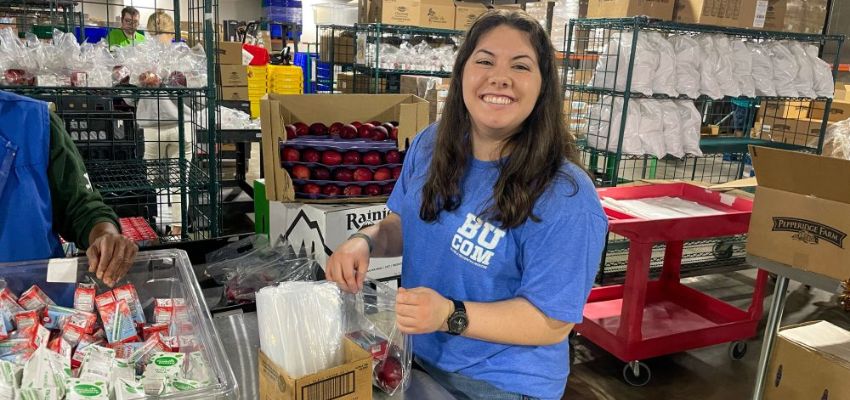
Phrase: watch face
[{"left": 449, "top": 312, "right": 468, "bottom": 334}]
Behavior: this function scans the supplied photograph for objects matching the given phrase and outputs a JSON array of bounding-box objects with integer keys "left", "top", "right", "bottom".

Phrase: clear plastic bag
[
  {"left": 646, "top": 32, "right": 677, "bottom": 97},
  {"left": 807, "top": 45, "right": 834, "bottom": 98},
  {"left": 768, "top": 41, "right": 799, "bottom": 97},
  {"left": 342, "top": 280, "right": 412, "bottom": 395},
  {"left": 591, "top": 31, "right": 657, "bottom": 95},
  {"left": 676, "top": 100, "right": 704, "bottom": 157},
  {"left": 731, "top": 40, "right": 756, "bottom": 98},
  {"left": 788, "top": 41, "right": 816, "bottom": 99},
  {"left": 822, "top": 119, "right": 850, "bottom": 160},
  {"left": 636, "top": 99, "right": 666, "bottom": 159},
  {"left": 0, "top": 28, "right": 37, "bottom": 86},
  {"left": 749, "top": 42, "right": 777, "bottom": 97},
  {"left": 713, "top": 35, "right": 740, "bottom": 97},
  {"left": 670, "top": 35, "right": 701, "bottom": 99},
  {"left": 697, "top": 35, "right": 723, "bottom": 100},
  {"left": 660, "top": 100, "right": 684, "bottom": 159},
  {"left": 588, "top": 96, "right": 643, "bottom": 155}
]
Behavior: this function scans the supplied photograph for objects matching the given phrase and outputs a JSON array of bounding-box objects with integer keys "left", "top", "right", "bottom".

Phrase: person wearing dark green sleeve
[{"left": 107, "top": 6, "right": 145, "bottom": 48}]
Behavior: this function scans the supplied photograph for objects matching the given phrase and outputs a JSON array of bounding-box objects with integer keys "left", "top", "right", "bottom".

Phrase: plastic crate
[
  {"left": 0, "top": 250, "right": 238, "bottom": 399},
  {"left": 74, "top": 26, "right": 110, "bottom": 44}
]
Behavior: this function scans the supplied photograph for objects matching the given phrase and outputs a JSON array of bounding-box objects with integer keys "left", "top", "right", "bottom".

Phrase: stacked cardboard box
[
  {"left": 400, "top": 75, "right": 451, "bottom": 122},
  {"left": 216, "top": 41, "right": 247, "bottom": 101},
  {"left": 359, "top": 0, "right": 492, "bottom": 30},
  {"left": 762, "top": 0, "right": 828, "bottom": 34},
  {"left": 319, "top": 30, "right": 356, "bottom": 64},
  {"left": 673, "top": 0, "right": 765, "bottom": 28},
  {"left": 588, "top": 0, "right": 675, "bottom": 20}
]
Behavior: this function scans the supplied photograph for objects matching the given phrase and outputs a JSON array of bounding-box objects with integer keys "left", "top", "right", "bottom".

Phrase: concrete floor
[{"left": 563, "top": 269, "right": 850, "bottom": 400}]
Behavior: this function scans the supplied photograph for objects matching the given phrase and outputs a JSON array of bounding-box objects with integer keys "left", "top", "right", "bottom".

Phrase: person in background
[
  {"left": 0, "top": 91, "right": 138, "bottom": 287},
  {"left": 107, "top": 6, "right": 145, "bottom": 48},
  {"left": 326, "top": 10, "right": 607, "bottom": 400},
  {"left": 731, "top": 97, "right": 758, "bottom": 137}
]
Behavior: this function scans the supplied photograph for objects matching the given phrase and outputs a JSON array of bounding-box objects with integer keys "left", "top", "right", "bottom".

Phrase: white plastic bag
[
  {"left": 646, "top": 32, "right": 677, "bottom": 97},
  {"left": 713, "top": 35, "right": 740, "bottom": 97},
  {"left": 822, "top": 118, "right": 850, "bottom": 160},
  {"left": 636, "top": 99, "right": 666, "bottom": 158},
  {"left": 806, "top": 44, "right": 834, "bottom": 98},
  {"left": 731, "top": 40, "right": 755, "bottom": 98},
  {"left": 697, "top": 35, "right": 723, "bottom": 100},
  {"left": 590, "top": 31, "right": 657, "bottom": 95},
  {"left": 670, "top": 35, "right": 701, "bottom": 99},
  {"left": 768, "top": 41, "right": 799, "bottom": 97},
  {"left": 660, "top": 100, "right": 684, "bottom": 158},
  {"left": 676, "top": 100, "right": 703, "bottom": 157},
  {"left": 788, "top": 41, "right": 816, "bottom": 99},
  {"left": 749, "top": 42, "right": 777, "bottom": 97},
  {"left": 588, "top": 96, "right": 643, "bottom": 154}
]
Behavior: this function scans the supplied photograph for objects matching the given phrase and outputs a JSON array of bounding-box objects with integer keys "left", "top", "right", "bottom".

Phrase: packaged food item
[
  {"left": 113, "top": 284, "right": 145, "bottom": 326},
  {"left": 127, "top": 334, "right": 168, "bottom": 371},
  {"left": 70, "top": 336, "right": 106, "bottom": 370},
  {"left": 0, "top": 324, "right": 6, "bottom": 342},
  {"left": 152, "top": 298, "right": 186, "bottom": 324},
  {"left": 145, "top": 352, "right": 185, "bottom": 378},
  {"left": 0, "top": 339, "right": 35, "bottom": 359},
  {"left": 21, "top": 346, "right": 68, "bottom": 398},
  {"left": 108, "top": 342, "right": 145, "bottom": 361},
  {"left": 65, "top": 310, "right": 97, "bottom": 335},
  {"left": 166, "top": 378, "right": 202, "bottom": 392},
  {"left": 17, "top": 286, "right": 55, "bottom": 311},
  {"left": 111, "top": 358, "right": 136, "bottom": 385},
  {"left": 0, "top": 384, "right": 12, "bottom": 400},
  {"left": 42, "top": 305, "right": 75, "bottom": 330},
  {"left": 78, "top": 345, "right": 115, "bottom": 382},
  {"left": 13, "top": 310, "right": 40, "bottom": 331},
  {"left": 14, "top": 387, "right": 62, "bottom": 400},
  {"left": 0, "top": 288, "right": 22, "bottom": 333},
  {"left": 141, "top": 324, "right": 168, "bottom": 340},
  {"left": 161, "top": 336, "right": 179, "bottom": 352},
  {"left": 73, "top": 284, "right": 96, "bottom": 313},
  {"left": 93, "top": 292, "right": 115, "bottom": 311},
  {"left": 114, "top": 378, "right": 145, "bottom": 400},
  {"left": 65, "top": 378, "right": 108, "bottom": 400},
  {"left": 0, "top": 359, "right": 21, "bottom": 387},
  {"left": 98, "top": 300, "right": 139, "bottom": 344},
  {"left": 184, "top": 351, "right": 212, "bottom": 384}
]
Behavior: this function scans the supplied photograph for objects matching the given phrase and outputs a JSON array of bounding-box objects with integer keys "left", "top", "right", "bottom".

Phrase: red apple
[
  {"left": 381, "top": 122, "right": 395, "bottom": 133},
  {"left": 351, "top": 121, "right": 362, "bottom": 128},
  {"left": 285, "top": 125, "right": 297, "bottom": 140},
  {"left": 374, "top": 356, "right": 403, "bottom": 392},
  {"left": 282, "top": 147, "right": 300, "bottom": 162},
  {"left": 303, "top": 183, "right": 321, "bottom": 195},
  {"left": 358, "top": 123, "right": 375, "bottom": 140},
  {"left": 389, "top": 126, "right": 399, "bottom": 141},
  {"left": 340, "top": 124, "right": 358, "bottom": 140},
  {"left": 342, "top": 150, "right": 361, "bottom": 165},
  {"left": 166, "top": 71, "right": 187, "bottom": 87},
  {"left": 362, "top": 151, "right": 383, "bottom": 166},
  {"left": 321, "top": 150, "right": 343, "bottom": 166},
  {"left": 293, "top": 122, "right": 309, "bottom": 137},
  {"left": 373, "top": 167, "right": 392, "bottom": 181},
  {"left": 334, "top": 169, "right": 354, "bottom": 182},
  {"left": 329, "top": 122, "right": 345, "bottom": 136},
  {"left": 322, "top": 184, "right": 341, "bottom": 197},
  {"left": 369, "top": 120, "right": 382, "bottom": 126},
  {"left": 372, "top": 126, "right": 388, "bottom": 141},
  {"left": 291, "top": 165, "right": 310, "bottom": 180},
  {"left": 343, "top": 185, "right": 362, "bottom": 196},
  {"left": 138, "top": 71, "right": 161, "bottom": 87},
  {"left": 112, "top": 65, "right": 130, "bottom": 85},
  {"left": 385, "top": 150, "right": 402, "bottom": 164},
  {"left": 364, "top": 184, "right": 381, "bottom": 196},
  {"left": 353, "top": 167, "right": 373, "bottom": 182},
  {"left": 392, "top": 166, "right": 402, "bottom": 179},
  {"left": 313, "top": 167, "right": 331, "bottom": 180},
  {"left": 302, "top": 149, "right": 320, "bottom": 163},
  {"left": 389, "top": 120, "right": 399, "bottom": 127},
  {"left": 309, "top": 122, "right": 328, "bottom": 136},
  {"left": 382, "top": 182, "right": 395, "bottom": 195}
]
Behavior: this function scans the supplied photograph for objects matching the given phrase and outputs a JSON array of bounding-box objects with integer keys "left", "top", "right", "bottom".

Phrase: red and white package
[
  {"left": 178, "top": 334, "right": 201, "bottom": 352},
  {"left": 17, "top": 285, "right": 55, "bottom": 310},
  {"left": 0, "top": 288, "right": 23, "bottom": 331},
  {"left": 98, "top": 299, "right": 140, "bottom": 344},
  {"left": 71, "top": 334, "right": 106, "bottom": 369},
  {"left": 161, "top": 336, "right": 180, "bottom": 352},
  {"left": 0, "top": 321, "right": 7, "bottom": 341},
  {"left": 127, "top": 333, "right": 169, "bottom": 367},
  {"left": 13, "top": 309, "right": 40, "bottom": 331},
  {"left": 47, "top": 336, "right": 73, "bottom": 359},
  {"left": 65, "top": 310, "right": 98, "bottom": 335},
  {"left": 92, "top": 327, "right": 106, "bottom": 340},
  {"left": 113, "top": 284, "right": 145, "bottom": 326},
  {"left": 94, "top": 291, "right": 116, "bottom": 311},
  {"left": 142, "top": 323, "right": 169, "bottom": 341},
  {"left": 153, "top": 298, "right": 187, "bottom": 325},
  {"left": 62, "top": 322, "right": 86, "bottom": 347},
  {"left": 74, "top": 283, "right": 97, "bottom": 313},
  {"left": 14, "top": 323, "right": 50, "bottom": 349}
]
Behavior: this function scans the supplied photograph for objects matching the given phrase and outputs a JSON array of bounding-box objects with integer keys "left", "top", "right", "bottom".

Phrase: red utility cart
[{"left": 578, "top": 183, "right": 768, "bottom": 386}]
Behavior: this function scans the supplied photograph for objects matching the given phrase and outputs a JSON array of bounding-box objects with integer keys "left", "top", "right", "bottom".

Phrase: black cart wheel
[
  {"left": 729, "top": 341, "right": 748, "bottom": 360},
  {"left": 713, "top": 241, "right": 734, "bottom": 259},
  {"left": 622, "top": 361, "right": 651, "bottom": 387}
]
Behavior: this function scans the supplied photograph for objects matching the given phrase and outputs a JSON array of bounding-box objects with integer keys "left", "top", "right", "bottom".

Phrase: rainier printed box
[
  {"left": 747, "top": 146, "right": 850, "bottom": 282},
  {"left": 588, "top": 0, "right": 675, "bottom": 19},
  {"left": 764, "top": 321, "right": 850, "bottom": 400},
  {"left": 269, "top": 202, "right": 403, "bottom": 280},
  {"left": 258, "top": 338, "right": 372, "bottom": 400}
]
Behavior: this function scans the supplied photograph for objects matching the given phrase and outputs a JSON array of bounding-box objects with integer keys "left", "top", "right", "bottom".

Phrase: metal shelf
[
  {"left": 86, "top": 159, "right": 210, "bottom": 194},
  {"left": 354, "top": 23, "right": 463, "bottom": 36},
  {"left": 747, "top": 255, "right": 845, "bottom": 294},
  {"left": 563, "top": 84, "right": 833, "bottom": 103},
  {"left": 353, "top": 64, "right": 452, "bottom": 77},
  {"left": 3, "top": 86, "right": 209, "bottom": 97},
  {"left": 699, "top": 137, "right": 815, "bottom": 154}
]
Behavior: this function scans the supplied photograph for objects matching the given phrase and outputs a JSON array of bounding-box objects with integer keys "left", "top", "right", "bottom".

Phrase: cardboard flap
[
  {"left": 750, "top": 146, "right": 850, "bottom": 203},
  {"left": 270, "top": 94, "right": 419, "bottom": 124}
]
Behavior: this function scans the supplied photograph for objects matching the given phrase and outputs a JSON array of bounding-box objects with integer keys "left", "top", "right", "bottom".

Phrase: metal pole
[{"left": 752, "top": 276, "right": 790, "bottom": 400}]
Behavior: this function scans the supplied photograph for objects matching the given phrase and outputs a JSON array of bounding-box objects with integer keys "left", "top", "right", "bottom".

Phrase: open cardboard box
[
  {"left": 747, "top": 145, "right": 850, "bottom": 282},
  {"left": 259, "top": 338, "right": 373, "bottom": 400},
  {"left": 260, "top": 94, "right": 429, "bottom": 202}
]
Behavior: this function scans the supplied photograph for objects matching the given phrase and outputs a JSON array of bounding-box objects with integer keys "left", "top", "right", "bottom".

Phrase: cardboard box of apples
[{"left": 261, "top": 94, "right": 429, "bottom": 202}]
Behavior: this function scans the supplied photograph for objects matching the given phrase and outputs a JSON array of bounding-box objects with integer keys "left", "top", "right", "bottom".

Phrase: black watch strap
[{"left": 447, "top": 298, "right": 468, "bottom": 336}]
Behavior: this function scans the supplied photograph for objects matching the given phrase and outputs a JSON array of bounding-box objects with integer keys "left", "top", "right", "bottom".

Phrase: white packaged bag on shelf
[
  {"left": 587, "top": 96, "right": 643, "bottom": 154},
  {"left": 590, "top": 31, "right": 658, "bottom": 95},
  {"left": 646, "top": 32, "right": 678, "bottom": 97},
  {"left": 788, "top": 41, "right": 816, "bottom": 99},
  {"left": 660, "top": 99, "right": 684, "bottom": 158},
  {"left": 806, "top": 44, "right": 834, "bottom": 98},
  {"left": 749, "top": 42, "right": 777, "bottom": 97},
  {"left": 731, "top": 40, "right": 756, "bottom": 98},
  {"left": 768, "top": 41, "right": 800, "bottom": 97},
  {"left": 637, "top": 99, "right": 667, "bottom": 159},
  {"left": 670, "top": 35, "right": 701, "bottom": 99},
  {"left": 712, "top": 35, "right": 741, "bottom": 97},
  {"left": 676, "top": 100, "right": 703, "bottom": 157},
  {"left": 697, "top": 35, "right": 723, "bottom": 100}
]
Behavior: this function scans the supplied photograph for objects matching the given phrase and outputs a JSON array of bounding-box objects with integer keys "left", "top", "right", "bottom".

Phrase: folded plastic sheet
[{"left": 601, "top": 196, "right": 725, "bottom": 220}]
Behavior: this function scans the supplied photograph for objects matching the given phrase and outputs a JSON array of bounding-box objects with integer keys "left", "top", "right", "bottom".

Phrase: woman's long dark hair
[{"left": 420, "top": 9, "right": 581, "bottom": 229}]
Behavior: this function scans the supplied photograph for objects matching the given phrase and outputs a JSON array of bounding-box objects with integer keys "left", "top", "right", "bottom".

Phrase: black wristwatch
[{"left": 446, "top": 298, "right": 468, "bottom": 336}]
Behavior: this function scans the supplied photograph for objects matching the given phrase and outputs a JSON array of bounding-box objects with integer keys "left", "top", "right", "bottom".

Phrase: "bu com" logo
[{"left": 451, "top": 213, "right": 506, "bottom": 269}]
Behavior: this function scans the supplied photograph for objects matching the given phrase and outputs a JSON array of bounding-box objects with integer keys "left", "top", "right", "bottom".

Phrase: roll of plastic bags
[
  {"left": 646, "top": 32, "right": 677, "bottom": 97},
  {"left": 697, "top": 35, "right": 723, "bottom": 100},
  {"left": 676, "top": 100, "right": 703, "bottom": 157},
  {"left": 788, "top": 41, "right": 816, "bottom": 99},
  {"left": 749, "top": 42, "right": 777, "bottom": 97},
  {"left": 660, "top": 100, "right": 685, "bottom": 158},
  {"left": 713, "top": 35, "right": 741, "bottom": 97},
  {"left": 636, "top": 99, "right": 666, "bottom": 159},
  {"left": 768, "top": 41, "right": 799, "bottom": 97},
  {"left": 590, "top": 31, "right": 657, "bottom": 95},
  {"left": 587, "top": 96, "right": 643, "bottom": 154},
  {"left": 823, "top": 119, "right": 850, "bottom": 160},
  {"left": 807, "top": 45, "right": 834, "bottom": 98},
  {"left": 731, "top": 40, "right": 756, "bottom": 98},
  {"left": 670, "top": 35, "right": 701, "bottom": 99}
]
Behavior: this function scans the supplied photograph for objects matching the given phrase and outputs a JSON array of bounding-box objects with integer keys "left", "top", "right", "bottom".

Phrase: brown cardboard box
[
  {"left": 673, "top": 0, "right": 764, "bottom": 28},
  {"left": 759, "top": 0, "right": 827, "bottom": 33},
  {"left": 759, "top": 116, "right": 823, "bottom": 146},
  {"left": 219, "top": 86, "right": 249, "bottom": 100},
  {"left": 834, "top": 83, "right": 850, "bottom": 101},
  {"left": 217, "top": 41, "right": 244, "bottom": 65},
  {"left": 370, "top": 0, "right": 422, "bottom": 25},
  {"left": 588, "top": 0, "right": 675, "bottom": 20},
  {"left": 426, "top": 80, "right": 451, "bottom": 122},
  {"left": 421, "top": 0, "right": 455, "bottom": 29},
  {"left": 759, "top": 101, "right": 810, "bottom": 120},
  {"left": 808, "top": 100, "right": 850, "bottom": 122},
  {"left": 320, "top": 31, "right": 356, "bottom": 64},
  {"left": 454, "top": 1, "right": 488, "bottom": 30},
  {"left": 764, "top": 321, "right": 850, "bottom": 400},
  {"left": 337, "top": 72, "right": 354, "bottom": 93},
  {"left": 747, "top": 146, "right": 850, "bottom": 282},
  {"left": 217, "top": 65, "right": 248, "bottom": 86},
  {"left": 258, "top": 339, "right": 373, "bottom": 400},
  {"left": 260, "top": 94, "right": 430, "bottom": 201}
]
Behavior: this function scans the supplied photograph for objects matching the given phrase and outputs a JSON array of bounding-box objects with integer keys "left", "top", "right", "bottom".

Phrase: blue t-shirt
[{"left": 387, "top": 124, "right": 608, "bottom": 399}]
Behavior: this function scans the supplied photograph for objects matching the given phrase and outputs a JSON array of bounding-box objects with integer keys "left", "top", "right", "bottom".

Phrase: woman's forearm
[
  {"left": 360, "top": 212, "right": 403, "bottom": 258},
  {"left": 461, "top": 297, "right": 574, "bottom": 346}
]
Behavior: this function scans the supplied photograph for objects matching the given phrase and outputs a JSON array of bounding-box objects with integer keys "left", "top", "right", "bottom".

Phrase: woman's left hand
[{"left": 395, "top": 287, "right": 453, "bottom": 334}]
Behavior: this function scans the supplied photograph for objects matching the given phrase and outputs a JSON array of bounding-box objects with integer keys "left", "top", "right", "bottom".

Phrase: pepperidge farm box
[{"left": 269, "top": 202, "right": 403, "bottom": 280}]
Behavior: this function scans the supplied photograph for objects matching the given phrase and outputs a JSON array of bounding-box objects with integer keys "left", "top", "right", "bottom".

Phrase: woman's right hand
[{"left": 326, "top": 235, "right": 371, "bottom": 293}]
